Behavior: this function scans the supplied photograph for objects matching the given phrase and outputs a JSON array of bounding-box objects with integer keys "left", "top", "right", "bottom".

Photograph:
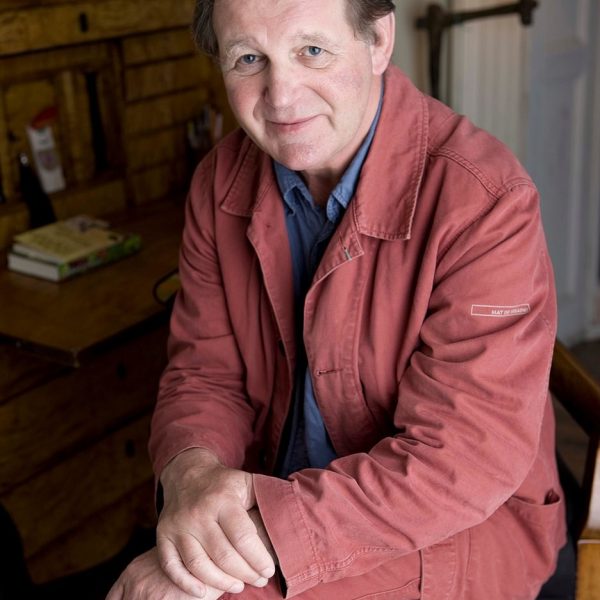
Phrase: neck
[
  {"left": 301, "top": 76, "right": 383, "bottom": 207},
  {"left": 303, "top": 171, "right": 338, "bottom": 206}
]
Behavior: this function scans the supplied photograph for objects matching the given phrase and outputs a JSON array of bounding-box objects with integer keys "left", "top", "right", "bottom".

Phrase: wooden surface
[
  {"left": 27, "top": 481, "right": 156, "bottom": 583},
  {"left": 2, "top": 414, "right": 154, "bottom": 560},
  {"left": 0, "top": 0, "right": 195, "bottom": 56},
  {"left": 0, "top": 325, "right": 168, "bottom": 494},
  {"left": 0, "top": 3, "right": 233, "bottom": 243},
  {"left": 551, "top": 339, "right": 600, "bottom": 438},
  {"left": 577, "top": 539, "right": 600, "bottom": 600},
  {"left": 0, "top": 3, "right": 221, "bottom": 583},
  {"left": 0, "top": 200, "right": 184, "bottom": 365},
  {"left": 0, "top": 200, "right": 176, "bottom": 580},
  {"left": 550, "top": 340, "right": 600, "bottom": 599}
]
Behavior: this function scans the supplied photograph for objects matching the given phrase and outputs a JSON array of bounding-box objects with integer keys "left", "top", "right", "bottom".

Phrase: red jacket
[{"left": 150, "top": 66, "right": 565, "bottom": 598}]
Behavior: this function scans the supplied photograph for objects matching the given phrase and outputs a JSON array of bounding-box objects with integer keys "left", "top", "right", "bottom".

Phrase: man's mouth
[{"left": 266, "top": 115, "right": 317, "bottom": 134}]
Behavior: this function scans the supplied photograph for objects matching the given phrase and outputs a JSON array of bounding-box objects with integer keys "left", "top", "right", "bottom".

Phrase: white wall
[
  {"left": 398, "top": 0, "right": 600, "bottom": 343},
  {"left": 392, "top": 0, "right": 450, "bottom": 94}
]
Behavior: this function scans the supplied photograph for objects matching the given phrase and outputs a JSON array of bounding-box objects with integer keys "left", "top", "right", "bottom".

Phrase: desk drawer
[
  {"left": 0, "top": 0, "right": 194, "bottom": 56},
  {"left": 1, "top": 413, "right": 153, "bottom": 560},
  {"left": 0, "top": 324, "right": 167, "bottom": 493},
  {"left": 28, "top": 480, "right": 156, "bottom": 583}
]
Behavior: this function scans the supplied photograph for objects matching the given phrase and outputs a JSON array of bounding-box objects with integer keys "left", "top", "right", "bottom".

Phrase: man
[{"left": 108, "top": 0, "right": 565, "bottom": 598}]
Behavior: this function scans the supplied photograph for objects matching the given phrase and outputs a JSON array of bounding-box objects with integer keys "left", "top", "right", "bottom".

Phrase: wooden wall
[
  {"left": 0, "top": 0, "right": 234, "bottom": 585},
  {"left": 0, "top": 324, "right": 168, "bottom": 582},
  {"left": 0, "top": 0, "right": 234, "bottom": 248}
]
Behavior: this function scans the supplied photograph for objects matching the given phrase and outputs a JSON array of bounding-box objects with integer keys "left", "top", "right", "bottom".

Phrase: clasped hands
[{"left": 107, "top": 448, "right": 276, "bottom": 599}]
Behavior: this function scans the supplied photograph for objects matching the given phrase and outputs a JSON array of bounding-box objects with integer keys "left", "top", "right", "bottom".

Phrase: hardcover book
[{"left": 7, "top": 215, "right": 141, "bottom": 282}]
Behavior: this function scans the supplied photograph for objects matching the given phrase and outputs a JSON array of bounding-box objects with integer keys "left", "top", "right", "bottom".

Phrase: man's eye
[
  {"left": 306, "top": 46, "right": 323, "bottom": 57},
  {"left": 240, "top": 54, "right": 258, "bottom": 65},
  {"left": 232, "top": 54, "right": 265, "bottom": 72}
]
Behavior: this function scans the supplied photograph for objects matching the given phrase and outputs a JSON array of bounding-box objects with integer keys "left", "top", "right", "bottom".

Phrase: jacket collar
[{"left": 221, "top": 65, "right": 428, "bottom": 241}]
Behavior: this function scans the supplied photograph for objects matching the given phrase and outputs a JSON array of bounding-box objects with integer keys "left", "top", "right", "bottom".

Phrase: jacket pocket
[
  {"left": 505, "top": 490, "right": 565, "bottom": 579},
  {"left": 506, "top": 489, "right": 562, "bottom": 524}
]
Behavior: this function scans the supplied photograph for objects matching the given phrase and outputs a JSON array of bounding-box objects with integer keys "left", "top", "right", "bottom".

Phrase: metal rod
[
  {"left": 447, "top": 0, "right": 538, "bottom": 26},
  {"left": 415, "top": 0, "right": 539, "bottom": 99},
  {"left": 416, "top": 0, "right": 538, "bottom": 30}
]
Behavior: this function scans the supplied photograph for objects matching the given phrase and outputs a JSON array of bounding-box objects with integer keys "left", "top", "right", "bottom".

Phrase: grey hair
[{"left": 192, "top": 0, "right": 395, "bottom": 57}]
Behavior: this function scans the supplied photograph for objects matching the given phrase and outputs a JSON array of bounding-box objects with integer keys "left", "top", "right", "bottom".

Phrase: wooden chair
[{"left": 549, "top": 339, "right": 600, "bottom": 599}]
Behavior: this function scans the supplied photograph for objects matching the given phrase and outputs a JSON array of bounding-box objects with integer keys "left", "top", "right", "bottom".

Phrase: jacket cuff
[{"left": 253, "top": 474, "right": 322, "bottom": 597}]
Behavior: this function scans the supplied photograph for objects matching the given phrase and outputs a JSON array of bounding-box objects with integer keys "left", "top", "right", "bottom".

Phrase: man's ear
[{"left": 370, "top": 12, "right": 395, "bottom": 75}]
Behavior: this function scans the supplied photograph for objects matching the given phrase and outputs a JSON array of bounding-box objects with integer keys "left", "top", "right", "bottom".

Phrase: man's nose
[{"left": 263, "top": 64, "right": 298, "bottom": 110}]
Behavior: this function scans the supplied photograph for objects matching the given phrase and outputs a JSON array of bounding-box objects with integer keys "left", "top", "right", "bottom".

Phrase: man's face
[{"left": 213, "top": 0, "right": 390, "bottom": 182}]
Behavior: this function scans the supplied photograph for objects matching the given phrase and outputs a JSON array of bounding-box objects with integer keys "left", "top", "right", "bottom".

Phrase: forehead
[{"left": 213, "top": 0, "right": 354, "bottom": 51}]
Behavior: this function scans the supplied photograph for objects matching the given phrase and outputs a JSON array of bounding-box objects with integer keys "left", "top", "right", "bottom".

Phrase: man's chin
[{"left": 267, "top": 145, "right": 323, "bottom": 173}]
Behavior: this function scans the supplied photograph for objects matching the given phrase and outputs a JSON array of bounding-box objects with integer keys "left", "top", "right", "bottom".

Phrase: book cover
[
  {"left": 12, "top": 215, "right": 119, "bottom": 264},
  {"left": 8, "top": 227, "right": 142, "bottom": 282}
]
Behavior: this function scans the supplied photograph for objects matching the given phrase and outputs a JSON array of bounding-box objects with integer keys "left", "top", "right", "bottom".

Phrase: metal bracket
[{"left": 415, "top": 0, "right": 538, "bottom": 99}]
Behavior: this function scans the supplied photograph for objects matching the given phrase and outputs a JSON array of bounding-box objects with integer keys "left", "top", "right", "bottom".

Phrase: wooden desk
[
  {"left": 0, "top": 200, "right": 184, "bottom": 366},
  {"left": 0, "top": 200, "right": 184, "bottom": 583}
]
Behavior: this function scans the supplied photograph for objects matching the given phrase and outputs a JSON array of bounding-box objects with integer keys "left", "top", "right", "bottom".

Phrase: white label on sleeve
[{"left": 471, "top": 304, "right": 531, "bottom": 318}]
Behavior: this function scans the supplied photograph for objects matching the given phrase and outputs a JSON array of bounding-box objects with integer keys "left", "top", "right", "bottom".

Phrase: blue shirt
[{"left": 274, "top": 97, "right": 382, "bottom": 478}]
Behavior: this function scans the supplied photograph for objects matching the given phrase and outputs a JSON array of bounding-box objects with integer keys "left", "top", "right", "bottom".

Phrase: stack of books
[{"left": 7, "top": 215, "right": 142, "bottom": 282}]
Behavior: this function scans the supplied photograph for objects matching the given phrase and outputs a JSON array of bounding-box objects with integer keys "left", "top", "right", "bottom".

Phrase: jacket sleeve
[
  {"left": 149, "top": 160, "right": 256, "bottom": 480},
  {"left": 253, "top": 183, "right": 558, "bottom": 597}
]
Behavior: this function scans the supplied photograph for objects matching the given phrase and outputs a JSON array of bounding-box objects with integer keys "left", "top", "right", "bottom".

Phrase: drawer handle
[
  {"left": 79, "top": 12, "right": 89, "bottom": 33},
  {"left": 116, "top": 362, "right": 128, "bottom": 380}
]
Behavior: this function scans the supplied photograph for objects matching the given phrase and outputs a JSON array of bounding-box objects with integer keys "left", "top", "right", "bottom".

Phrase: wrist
[{"left": 160, "top": 447, "right": 220, "bottom": 489}]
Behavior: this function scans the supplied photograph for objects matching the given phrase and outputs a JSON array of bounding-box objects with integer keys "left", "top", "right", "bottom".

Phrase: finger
[
  {"left": 177, "top": 527, "right": 253, "bottom": 592},
  {"left": 105, "top": 580, "right": 124, "bottom": 600},
  {"left": 200, "top": 585, "right": 228, "bottom": 600},
  {"left": 219, "top": 505, "right": 275, "bottom": 580},
  {"left": 157, "top": 536, "right": 212, "bottom": 598}
]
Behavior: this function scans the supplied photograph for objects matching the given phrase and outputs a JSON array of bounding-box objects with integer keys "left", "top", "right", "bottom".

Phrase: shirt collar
[
  {"left": 274, "top": 84, "right": 384, "bottom": 223},
  {"left": 220, "top": 66, "right": 429, "bottom": 242}
]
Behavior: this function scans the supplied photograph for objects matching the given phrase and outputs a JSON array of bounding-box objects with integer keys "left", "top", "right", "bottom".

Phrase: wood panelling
[
  {"left": 0, "top": 204, "right": 30, "bottom": 250},
  {"left": 0, "top": 88, "right": 11, "bottom": 202},
  {"left": 0, "top": 40, "right": 121, "bottom": 203},
  {"left": 56, "top": 70, "right": 96, "bottom": 184},
  {"left": 124, "top": 56, "right": 208, "bottom": 102},
  {"left": 0, "top": 0, "right": 83, "bottom": 6},
  {"left": 0, "top": 42, "right": 112, "bottom": 85},
  {"left": 124, "top": 87, "right": 209, "bottom": 135},
  {"left": 0, "top": 14, "right": 230, "bottom": 222},
  {"left": 0, "top": 325, "right": 167, "bottom": 494},
  {"left": 0, "top": 202, "right": 182, "bottom": 582},
  {"left": 122, "top": 28, "right": 197, "bottom": 66},
  {"left": 130, "top": 162, "right": 188, "bottom": 205},
  {"left": 0, "top": 344, "right": 66, "bottom": 404},
  {"left": 125, "top": 128, "right": 186, "bottom": 171},
  {"left": 51, "top": 177, "right": 127, "bottom": 219},
  {"left": 0, "top": 0, "right": 195, "bottom": 56},
  {"left": 2, "top": 414, "right": 154, "bottom": 558},
  {"left": 4, "top": 79, "right": 59, "bottom": 174},
  {"left": 0, "top": 4, "right": 230, "bottom": 584},
  {"left": 28, "top": 481, "right": 156, "bottom": 583}
]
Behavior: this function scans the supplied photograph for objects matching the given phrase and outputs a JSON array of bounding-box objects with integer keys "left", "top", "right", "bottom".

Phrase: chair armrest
[{"left": 550, "top": 339, "right": 600, "bottom": 439}]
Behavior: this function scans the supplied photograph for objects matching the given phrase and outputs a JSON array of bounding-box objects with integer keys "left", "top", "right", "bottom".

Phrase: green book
[{"left": 7, "top": 215, "right": 142, "bottom": 282}]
